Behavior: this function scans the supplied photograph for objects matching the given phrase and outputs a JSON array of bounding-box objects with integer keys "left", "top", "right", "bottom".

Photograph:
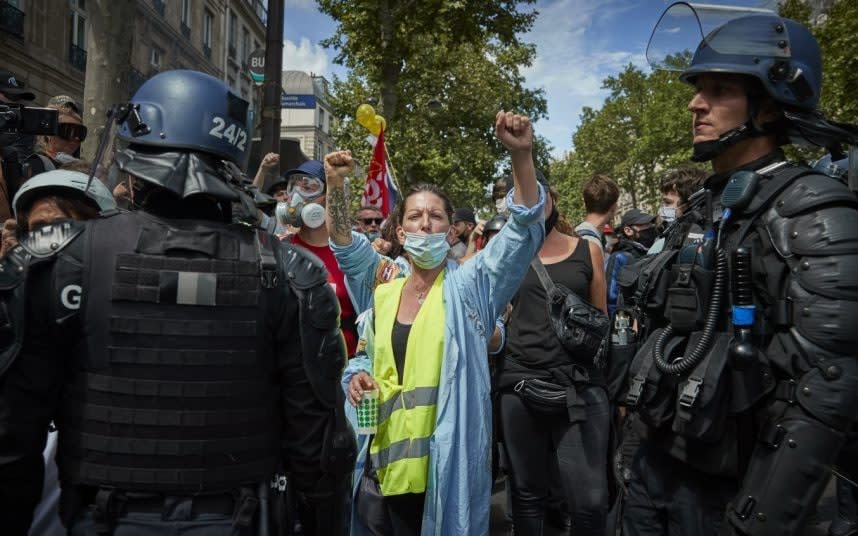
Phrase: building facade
[
  {"left": 280, "top": 70, "right": 335, "bottom": 161},
  {"left": 0, "top": 0, "right": 266, "bottom": 115}
]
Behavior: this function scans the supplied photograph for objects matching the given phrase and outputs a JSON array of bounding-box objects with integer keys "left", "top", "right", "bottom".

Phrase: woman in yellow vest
[{"left": 325, "top": 111, "right": 546, "bottom": 535}]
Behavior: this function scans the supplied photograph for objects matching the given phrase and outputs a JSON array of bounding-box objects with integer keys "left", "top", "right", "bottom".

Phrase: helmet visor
[
  {"left": 286, "top": 175, "right": 325, "bottom": 199},
  {"left": 647, "top": 2, "right": 789, "bottom": 71}
]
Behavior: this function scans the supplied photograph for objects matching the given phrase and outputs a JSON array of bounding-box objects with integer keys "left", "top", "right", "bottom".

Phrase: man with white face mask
[{"left": 277, "top": 160, "right": 359, "bottom": 356}]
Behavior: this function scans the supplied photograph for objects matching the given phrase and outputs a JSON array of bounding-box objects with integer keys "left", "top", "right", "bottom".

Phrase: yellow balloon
[
  {"left": 356, "top": 104, "right": 375, "bottom": 128},
  {"left": 369, "top": 114, "right": 386, "bottom": 135}
]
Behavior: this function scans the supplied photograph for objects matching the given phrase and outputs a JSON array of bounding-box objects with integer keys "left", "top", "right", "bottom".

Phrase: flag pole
[{"left": 380, "top": 129, "right": 402, "bottom": 192}]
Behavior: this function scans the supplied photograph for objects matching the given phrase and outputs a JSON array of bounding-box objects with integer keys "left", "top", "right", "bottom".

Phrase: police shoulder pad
[
  {"left": 275, "top": 241, "right": 329, "bottom": 290},
  {"left": 775, "top": 172, "right": 858, "bottom": 218},
  {"left": 0, "top": 246, "right": 31, "bottom": 290},
  {"left": 19, "top": 220, "right": 86, "bottom": 259}
]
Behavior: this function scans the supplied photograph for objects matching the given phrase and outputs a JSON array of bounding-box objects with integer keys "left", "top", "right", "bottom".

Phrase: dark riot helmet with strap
[
  {"left": 111, "top": 69, "right": 254, "bottom": 205},
  {"left": 647, "top": 3, "right": 858, "bottom": 163}
]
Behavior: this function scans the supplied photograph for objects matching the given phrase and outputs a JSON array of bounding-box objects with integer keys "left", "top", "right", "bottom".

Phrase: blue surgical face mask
[
  {"left": 658, "top": 205, "right": 677, "bottom": 224},
  {"left": 403, "top": 232, "right": 450, "bottom": 269}
]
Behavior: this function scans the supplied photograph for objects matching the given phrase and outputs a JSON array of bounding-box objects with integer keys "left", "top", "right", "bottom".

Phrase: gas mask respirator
[{"left": 274, "top": 174, "right": 326, "bottom": 229}]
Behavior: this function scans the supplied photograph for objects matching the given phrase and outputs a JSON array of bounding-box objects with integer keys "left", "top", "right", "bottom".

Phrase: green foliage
[
  {"left": 778, "top": 0, "right": 812, "bottom": 26},
  {"left": 552, "top": 62, "right": 699, "bottom": 216},
  {"left": 811, "top": 0, "right": 858, "bottom": 124},
  {"left": 318, "top": 0, "right": 546, "bottom": 210}
]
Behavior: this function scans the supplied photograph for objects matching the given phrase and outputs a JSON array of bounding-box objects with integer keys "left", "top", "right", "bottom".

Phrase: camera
[
  {"left": 0, "top": 104, "right": 58, "bottom": 136},
  {"left": 1, "top": 105, "right": 60, "bottom": 206}
]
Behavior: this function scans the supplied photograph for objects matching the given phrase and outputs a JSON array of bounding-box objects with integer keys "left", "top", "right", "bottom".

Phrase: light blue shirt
[{"left": 333, "top": 186, "right": 546, "bottom": 535}]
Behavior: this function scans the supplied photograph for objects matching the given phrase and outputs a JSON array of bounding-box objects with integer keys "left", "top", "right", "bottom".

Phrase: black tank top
[{"left": 502, "top": 238, "right": 593, "bottom": 385}]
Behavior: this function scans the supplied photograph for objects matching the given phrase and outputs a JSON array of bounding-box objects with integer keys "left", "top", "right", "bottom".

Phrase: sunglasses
[
  {"left": 360, "top": 218, "right": 383, "bottom": 225},
  {"left": 57, "top": 122, "right": 87, "bottom": 142}
]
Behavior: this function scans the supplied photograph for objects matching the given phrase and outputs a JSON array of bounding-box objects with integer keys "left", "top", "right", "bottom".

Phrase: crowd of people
[{"left": 1, "top": 4, "right": 858, "bottom": 536}]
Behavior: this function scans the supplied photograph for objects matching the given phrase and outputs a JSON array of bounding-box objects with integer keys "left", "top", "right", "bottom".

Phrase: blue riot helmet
[
  {"left": 117, "top": 70, "right": 250, "bottom": 166},
  {"left": 647, "top": 3, "right": 831, "bottom": 161},
  {"left": 113, "top": 70, "right": 252, "bottom": 202}
]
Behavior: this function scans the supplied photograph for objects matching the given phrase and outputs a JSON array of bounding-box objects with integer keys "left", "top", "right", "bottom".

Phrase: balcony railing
[
  {"left": 253, "top": 0, "right": 267, "bottom": 26},
  {"left": 1, "top": 1, "right": 25, "bottom": 37},
  {"left": 181, "top": 21, "right": 191, "bottom": 39},
  {"left": 69, "top": 43, "right": 87, "bottom": 71},
  {"left": 152, "top": 0, "right": 165, "bottom": 16}
]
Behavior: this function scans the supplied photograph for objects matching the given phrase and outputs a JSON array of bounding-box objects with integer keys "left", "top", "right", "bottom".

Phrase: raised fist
[
  {"left": 324, "top": 150, "right": 355, "bottom": 184},
  {"left": 495, "top": 111, "right": 533, "bottom": 153}
]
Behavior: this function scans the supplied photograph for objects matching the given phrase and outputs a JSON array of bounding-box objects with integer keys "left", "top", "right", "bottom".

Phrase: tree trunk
[
  {"left": 81, "top": 0, "right": 134, "bottom": 165},
  {"left": 378, "top": 0, "right": 400, "bottom": 123}
]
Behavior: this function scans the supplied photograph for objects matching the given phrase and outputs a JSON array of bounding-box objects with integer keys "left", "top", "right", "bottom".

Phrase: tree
[
  {"left": 318, "top": 0, "right": 547, "bottom": 209},
  {"left": 81, "top": 0, "right": 135, "bottom": 162},
  {"left": 552, "top": 62, "right": 697, "bottom": 216}
]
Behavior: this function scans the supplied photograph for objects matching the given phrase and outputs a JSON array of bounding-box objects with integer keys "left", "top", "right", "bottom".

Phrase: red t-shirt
[{"left": 290, "top": 235, "right": 357, "bottom": 355}]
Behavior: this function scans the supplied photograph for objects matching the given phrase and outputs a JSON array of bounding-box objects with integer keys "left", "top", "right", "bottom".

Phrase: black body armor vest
[{"left": 56, "top": 211, "right": 280, "bottom": 492}]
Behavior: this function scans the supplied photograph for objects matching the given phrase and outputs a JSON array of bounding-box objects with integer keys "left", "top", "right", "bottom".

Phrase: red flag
[{"left": 361, "top": 130, "right": 397, "bottom": 217}]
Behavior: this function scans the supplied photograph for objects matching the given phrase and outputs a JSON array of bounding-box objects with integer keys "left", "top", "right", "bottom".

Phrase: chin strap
[{"left": 691, "top": 121, "right": 759, "bottom": 162}]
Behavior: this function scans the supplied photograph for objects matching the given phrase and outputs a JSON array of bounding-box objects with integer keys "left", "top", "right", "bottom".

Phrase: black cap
[
  {"left": 453, "top": 207, "right": 476, "bottom": 224},
  {"left": 0, "top": 70, "right": 35, "bottom": 101},
  {"left": 620, "top": 208, "right": 656, "bottom": 228}
]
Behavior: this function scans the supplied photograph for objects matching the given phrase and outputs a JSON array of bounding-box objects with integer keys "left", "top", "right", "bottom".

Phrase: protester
[
  {"left": 574, "top": 174, "right": 620, "bottom": 253},
  {"left": 603, "top": 224, "right": 617, "bottom": 253},
  {"left": 493, "top": 177, "right": 510, "bottom": 217},
  {"left": 648, "top": 167, "right": 708, "bottom": 254},
  {"left": 623, "top": 6, "right": 858, "bottom": 535},
  {"left": 356, "top": 205, "right": 384, "bottom": 241},
  {"left": 0, "top": 69, "right": 354, "bottom": 535},
  {"left": 280, "top": 159, "right": 359, "bottom": 355},
  {"left": 657, "top": 166, "right": 705, "bottom": 224},
  {"left": 326, "top": 110, "right": 545, "bottom": 535},
  {"left": 499, "top": 183, "right": 609, "bottom": 535},
  {"left": 24, "top": 104, "right": 87, "bottom": 176},
  {"left": 482, "top": 214, "right": 507, "bottom": 245},
  {"left": 449, "top": 207, "right": 476, "bottom": 259},
  {"left": 605, "top": 208, "right": 656, "bottom": 315}
]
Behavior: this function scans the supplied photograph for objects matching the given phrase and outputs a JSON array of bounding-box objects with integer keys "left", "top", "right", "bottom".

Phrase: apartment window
[
  {"left": 69, "top": 0, "right": 88, "bottom": 70},
  {"left": 242, "top": 27, "right": 250, "bottom": 63},
  {"left": 180, "top": 0, "right": 191, "bottom": 37},
  {"left": 228, "top": 12, "right": 237, "bottom": 58},
  {"left": 202, "top": 9, "right": 213, "bottom": 57},
  {"left": 152, "top": 0, "right": 165, "bottom": 16},
  {"left": 150, "top": 45, "right": 163, "bottom": 70},
  {"left": 318, "top": 108, "right": 325, "bottom": 131},
  {"left": 1, "top": 0, "right": 25, "bottom": 38}
]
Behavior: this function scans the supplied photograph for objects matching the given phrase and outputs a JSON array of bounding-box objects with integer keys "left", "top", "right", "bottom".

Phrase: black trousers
[
  {"left": 500, "top": 384, "right": 611, "bottom": 536},
  {"left": 621, "top": 442, "right": 736, "bottom": 536}
]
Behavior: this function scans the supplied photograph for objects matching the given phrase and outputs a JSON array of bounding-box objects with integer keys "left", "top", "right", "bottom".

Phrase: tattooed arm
[{"left": 324, "top": 150, "right": 356, "bottom": 246}]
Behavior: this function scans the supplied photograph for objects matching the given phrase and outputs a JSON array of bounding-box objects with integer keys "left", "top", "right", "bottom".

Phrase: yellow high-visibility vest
[{"left": 370, "top": 270, "right": 445, "bottom": 496}]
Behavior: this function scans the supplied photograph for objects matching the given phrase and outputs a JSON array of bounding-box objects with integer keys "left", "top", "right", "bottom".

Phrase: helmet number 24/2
[{"left": 209, "top": 116, "right": 247, "bottom": 151}]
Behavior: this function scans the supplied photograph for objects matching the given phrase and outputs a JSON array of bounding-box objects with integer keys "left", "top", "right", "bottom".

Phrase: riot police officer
[
  {"left": 621, "top": 4, "right": 858, "bottom": 535},
  {"left": 0, "top": 70, "right": 355, "bottom": 535}
]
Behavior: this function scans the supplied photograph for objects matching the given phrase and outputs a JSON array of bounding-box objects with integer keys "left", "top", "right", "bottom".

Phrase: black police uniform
[
  {"left": 620, "top": 150, "right": 858, "bottom": 536},
  {"left": 0, "top": 206, "right": 355, "bottom": 534}
]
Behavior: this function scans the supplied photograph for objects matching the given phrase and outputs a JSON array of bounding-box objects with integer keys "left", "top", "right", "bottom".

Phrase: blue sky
[{"left": 281, "top": 0, "right": 779, "bottom": 158}]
